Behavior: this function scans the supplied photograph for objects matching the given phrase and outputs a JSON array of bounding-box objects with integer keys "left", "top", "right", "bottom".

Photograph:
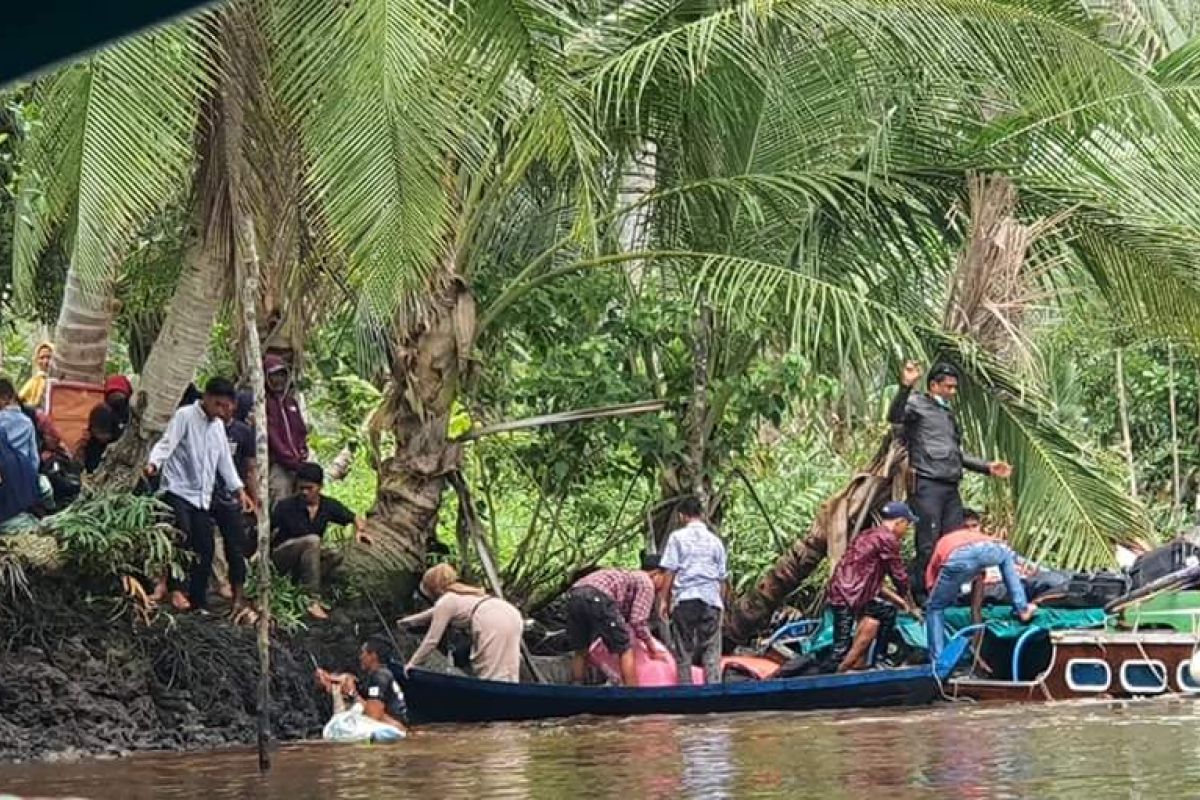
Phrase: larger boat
[{"left": 949, "top": 588, "right": 1200, "bottom": 702}]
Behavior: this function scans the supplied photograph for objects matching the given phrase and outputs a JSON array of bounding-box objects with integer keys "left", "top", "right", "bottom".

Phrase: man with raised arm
[{"left": 888, "top": 360, "right": 1011, "bottom": 598}]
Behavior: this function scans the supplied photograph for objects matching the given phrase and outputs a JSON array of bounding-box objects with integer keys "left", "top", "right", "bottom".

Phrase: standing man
[
  {"left": 210, "top": 389, "right": 259, "bottom": 617},
  {"left": 825, "top": 501, "right": 919, "bottom": 672},
  {"left": 889, "top": 360, "right": 1011, "bottom": 598},
  {"left": 147, "top": 378, "right": 254, "bottom": 612},
  {"left": 660, "top": 496, "right": 727, "bottom": 684},
  {"left": 565, "top": 559, "right": 670, "bottom": 687},
  {"left": 264, "top": 353, "right": 309, "bottom": 502}
]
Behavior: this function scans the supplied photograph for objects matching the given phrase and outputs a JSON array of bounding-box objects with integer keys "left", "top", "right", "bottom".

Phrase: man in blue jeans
[{"left": 924, "top": 526, "right": 1038, "bottom": 664}]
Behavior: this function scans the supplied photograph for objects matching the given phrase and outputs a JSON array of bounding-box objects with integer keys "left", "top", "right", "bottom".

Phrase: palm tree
[{"left": 17, "top": 0, "right": 1200, "bottom": 605}]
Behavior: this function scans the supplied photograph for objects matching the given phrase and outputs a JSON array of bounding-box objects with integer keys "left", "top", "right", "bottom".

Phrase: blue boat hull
[{"left": 403, "top": 663, "right": 945, "bottom": 724}]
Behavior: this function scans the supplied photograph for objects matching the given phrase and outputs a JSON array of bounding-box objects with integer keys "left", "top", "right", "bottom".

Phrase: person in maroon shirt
[{"left": 824, "top": 501, "right": 920, "bottom": 672}]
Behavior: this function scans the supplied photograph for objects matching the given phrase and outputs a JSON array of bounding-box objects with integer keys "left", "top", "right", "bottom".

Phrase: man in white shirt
[
  {"left": 146, "top": 377, "right": 253, "bottom": 612},
  {"left": 660, "top": 496, "right": 728, "bottom": 684}
]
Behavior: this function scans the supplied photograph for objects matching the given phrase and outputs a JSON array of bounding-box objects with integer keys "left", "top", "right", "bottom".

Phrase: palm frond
[
  {"left": 11, "top": 22, "right": 208, "bottom": 304},
  {"left": 269, "top": 0, "right": 468, "bottom": 324}
]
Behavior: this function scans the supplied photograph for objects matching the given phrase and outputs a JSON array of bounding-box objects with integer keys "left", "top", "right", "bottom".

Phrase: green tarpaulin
[{"left": 800, "top": 606, "right": 1108, "bottom": 654}]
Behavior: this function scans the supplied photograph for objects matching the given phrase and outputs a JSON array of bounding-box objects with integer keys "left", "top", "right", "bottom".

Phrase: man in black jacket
[{"left": 888, "top": 361, "right": 1011, "bottom": 597}]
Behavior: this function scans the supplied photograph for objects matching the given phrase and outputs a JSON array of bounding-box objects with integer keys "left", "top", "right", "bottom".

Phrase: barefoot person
[
  {"left": 146, "top": 378, "right": 254, "bottom": 612},
  {"left": 565, "top": 557, "right": 670, "bottom": 687},
  {"left": 398, "top": 564, "right": 524, "bottom": 682},
  {"left": 270, "top": 461, "right": 370, "bottom": 619},
  {"left": 925, "top": 526, "right": 1038, "bottom": 664},
  {"left": 824, "top": 501, "right": 920, "bottom": 672},
  {"left": 889, "top": 360, "right": 1011, "bottom": 599}
]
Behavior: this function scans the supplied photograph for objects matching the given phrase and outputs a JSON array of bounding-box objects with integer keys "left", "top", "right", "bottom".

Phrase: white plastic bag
[{"left": 322, "top": 703, "right": 406, "bottom": 743}]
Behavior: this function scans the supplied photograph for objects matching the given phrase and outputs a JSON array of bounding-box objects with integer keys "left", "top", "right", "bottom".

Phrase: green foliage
[
  {"left": 245, "top": 566, "right": 310, "bottom": 634},
  {"left": 46, "top": 491, "right": 188, "bottom": 582}
]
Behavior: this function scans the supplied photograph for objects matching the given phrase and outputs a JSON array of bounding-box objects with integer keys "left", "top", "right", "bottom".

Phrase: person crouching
[
  {"left": 566, "top": 557, "right": 670, "bottom": 687},
  {"left": 823, "top": 501, "right": 920, "bottom": 672}
]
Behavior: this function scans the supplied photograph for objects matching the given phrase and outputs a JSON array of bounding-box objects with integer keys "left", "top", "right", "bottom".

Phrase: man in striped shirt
[{"left": 566, "top": 561, "right": 670, "bottom": 686}]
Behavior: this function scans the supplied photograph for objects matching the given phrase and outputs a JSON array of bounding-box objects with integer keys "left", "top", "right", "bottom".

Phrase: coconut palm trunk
[
  {"left": 349, "top": 275, "right": 475, "bottom": 594},
  {"left": 725, "top": 438, "right": 907, "bottom": 644},
  {"left": 52, "top": 272, "right": 116, "bottom": 384},
  {"left": 92, "top": 3, "right": 267, "bottom": 487}
]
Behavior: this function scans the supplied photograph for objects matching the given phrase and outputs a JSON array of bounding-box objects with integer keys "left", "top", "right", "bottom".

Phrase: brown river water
[{"left": 2, "top": 698, "right": 1199, "bottom": 799}]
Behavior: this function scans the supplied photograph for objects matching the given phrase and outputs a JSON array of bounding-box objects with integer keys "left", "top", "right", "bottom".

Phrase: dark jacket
[{"left": 888, "top": 386, "right": 989, "bottom": 484}]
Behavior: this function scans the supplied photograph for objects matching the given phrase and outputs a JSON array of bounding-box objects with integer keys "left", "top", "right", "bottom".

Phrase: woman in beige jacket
[{"left": 399, "top": 564, "right": 524, "bottom": 683}]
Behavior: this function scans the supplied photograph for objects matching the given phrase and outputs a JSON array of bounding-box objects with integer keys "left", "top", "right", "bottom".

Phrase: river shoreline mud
[{"left": 0, "top": 575, "right": 419, "bottom": 763}]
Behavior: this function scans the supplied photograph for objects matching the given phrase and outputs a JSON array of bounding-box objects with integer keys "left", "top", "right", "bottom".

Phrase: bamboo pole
[
  {"left": 239, "top": 217, "right": 273, "bottom": 772},
  {"left": 1115, "top": 347, "right": 1138, "bottom": 498}
]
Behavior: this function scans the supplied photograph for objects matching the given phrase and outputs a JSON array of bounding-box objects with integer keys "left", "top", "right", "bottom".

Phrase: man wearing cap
[
  {"left": 824, "top": 501, "right": 920, "bottom": 672},
  {"left": 925, "top": 522, "right": 1038, "bottom": 664},
  {"left": 889, "top": 360, "right": 1011, "bottom": 598},
  {"left": 264, "top": 353, "right": 310, "bottom": 502}
]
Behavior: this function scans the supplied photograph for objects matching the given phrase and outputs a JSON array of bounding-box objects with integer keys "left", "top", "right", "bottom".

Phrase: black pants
[
  {"left": 565, "top": 587, "right": 631, "bottom": 654},
  {"left": 164, "top": 492, "right": 216, "bottom": 610},
  {"left": 210, "top": 493, "right": 249, "bottom": 589},
  {"left": 829, "top": 600, "right": 898, "bottom": 669},
  {"left": 910, "top": 477, "right": 964, "bottom": 598}
]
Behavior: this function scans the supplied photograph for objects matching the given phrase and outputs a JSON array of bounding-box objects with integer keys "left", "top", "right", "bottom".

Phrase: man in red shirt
[
  {"left": 925, "top": 522, "right": 1038, "bottom": 664},
  {"left": 824, "top": 501, "right": 920, "bottom": 672}
]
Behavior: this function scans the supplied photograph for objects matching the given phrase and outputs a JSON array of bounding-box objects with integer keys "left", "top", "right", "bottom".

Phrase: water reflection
[{"left": 2, "top": 700, "right": 1200, "bottom": 799}]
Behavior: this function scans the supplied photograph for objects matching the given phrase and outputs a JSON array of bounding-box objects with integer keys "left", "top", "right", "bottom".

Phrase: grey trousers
[
  {"left": 670, "top": 600, "right": 723, "bottom": 684},
  {"left": 271, "top": 535, "right": 342, "bottom": 595}
]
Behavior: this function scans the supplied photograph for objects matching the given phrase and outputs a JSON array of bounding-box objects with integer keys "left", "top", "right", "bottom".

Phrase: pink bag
[{"left": 588, "top": 632, "right": 705, "bottom": 686}]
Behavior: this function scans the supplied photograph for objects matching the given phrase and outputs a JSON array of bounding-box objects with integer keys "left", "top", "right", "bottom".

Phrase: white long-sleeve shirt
[{"left": 149, "top": 401, "right": 243, "bottom": 510}]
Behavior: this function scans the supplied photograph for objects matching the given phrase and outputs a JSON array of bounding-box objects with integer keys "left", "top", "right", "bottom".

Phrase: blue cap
[{"left": 880, "top": 501, "right": 918, "bottom": 522}]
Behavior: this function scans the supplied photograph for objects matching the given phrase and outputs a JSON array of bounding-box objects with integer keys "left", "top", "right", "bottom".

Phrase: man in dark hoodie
[
  {"left": 888, "top": 360, "right": 1011, "bottom": 598},
  {"left": 264, "top": 353, "right": 309, "bottom": 503}
]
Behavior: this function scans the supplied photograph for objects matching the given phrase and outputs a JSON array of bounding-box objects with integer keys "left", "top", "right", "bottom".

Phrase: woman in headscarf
[
  {"left": 18, "top": 342, "right": 54, "bottom": 406},
  {"left": 398, "top": 564, "right": 525, "bottom": 682}
]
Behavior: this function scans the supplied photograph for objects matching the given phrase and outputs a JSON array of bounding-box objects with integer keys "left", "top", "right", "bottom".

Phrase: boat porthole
[
  {"left": 1176, "top": 661, "right": 1200, "bottom": 694},
  {"left": 1065, "top": 659, "right": 1111, "bottom": 693},
  {"left": 1119, "top": 660, "right": 1168, "bottom": 694}
]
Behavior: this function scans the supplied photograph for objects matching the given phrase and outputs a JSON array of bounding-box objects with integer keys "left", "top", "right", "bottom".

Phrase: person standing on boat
[
  {"left": 889, "top": 360, "right": 1011, "bottom": 598},
  {"left": 565, "top": 560, "right": 670, "bottom": 687},
  {"left": 660, "top": 496, "right": 727, "bottom": 684},
  {"left": 398, "top": 564, "right": 524, "bottom": 682},
  {"left": 925, "top": 527, "right": 1038, "bottom": 664},
  {"left": 825, "top": 501, "right": 920, "bottom": 672}
]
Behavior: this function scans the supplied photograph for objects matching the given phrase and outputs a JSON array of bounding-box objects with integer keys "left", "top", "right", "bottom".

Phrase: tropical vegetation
[{"left": 6, "top": 0, "right": 1200, "bottom": 632}]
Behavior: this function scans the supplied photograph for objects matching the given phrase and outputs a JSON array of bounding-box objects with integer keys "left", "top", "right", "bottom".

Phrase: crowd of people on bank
[
  {"left": 0, "top": 349, "right": 370, "bottom": 624},
  {"left": 2, "top": 345, "right": 1041, "bottom": 709}
]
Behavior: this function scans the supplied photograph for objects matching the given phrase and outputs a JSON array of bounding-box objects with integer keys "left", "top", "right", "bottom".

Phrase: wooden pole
[
  {"left": 238, "top": 217, "right": 273, "bottom": 771},
  {"left": 1115, "top": 347, "right": 1138, "bottom": 498},
  {"left": 1169, "top": 344, "right": 1182, "bottom": 514},
  {"left": 448, "top": 471, "right": 547, "bottom": 683}
]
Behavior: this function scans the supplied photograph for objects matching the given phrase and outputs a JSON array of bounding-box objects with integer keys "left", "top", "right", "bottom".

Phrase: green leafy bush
[
  {"left": 46, "top": 491, "right": 188, "bottom": 582},
  {"left": 245, "top": 566, "right": 311, "bottom": 634}
]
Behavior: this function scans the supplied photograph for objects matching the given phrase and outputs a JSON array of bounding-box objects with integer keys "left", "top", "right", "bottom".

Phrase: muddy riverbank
[{"left": 0, "top": 575, "right": 417, "bottom": 763}]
